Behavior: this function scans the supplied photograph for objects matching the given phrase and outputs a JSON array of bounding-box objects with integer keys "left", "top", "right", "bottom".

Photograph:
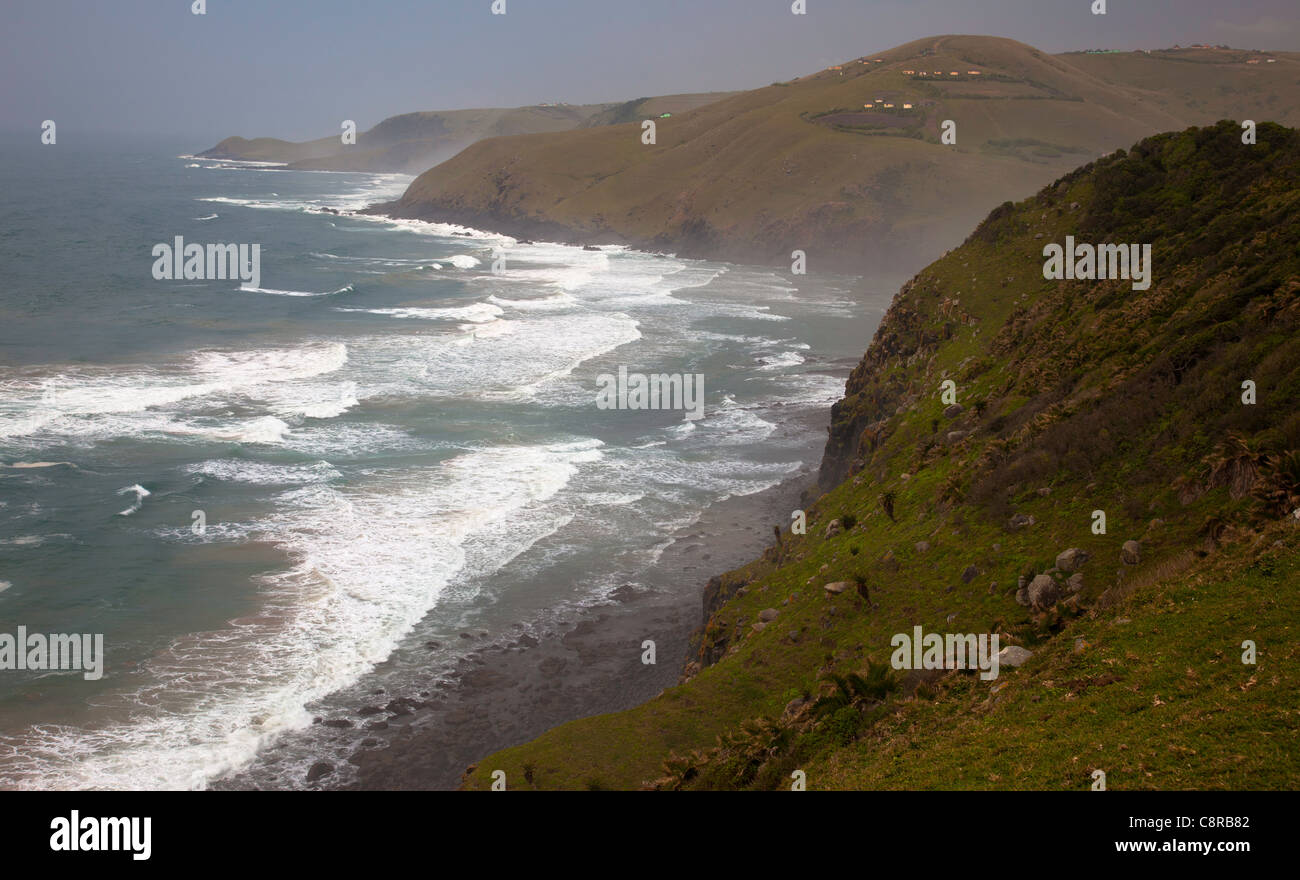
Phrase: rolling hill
[
  {"left": 373, "top": 35, "right": 1300, "bottom": 274},
  {"left": 199, "top": 94, "right": 739, "bottom": 174}
]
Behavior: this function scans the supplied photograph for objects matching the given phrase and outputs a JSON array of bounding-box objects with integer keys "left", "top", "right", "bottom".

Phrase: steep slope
[
  {"left": 377, "top": 36, "right": 1300, "bottom": 274},
  {"left": 457, "top": 121, "right": 1300, "bottom": 790}
]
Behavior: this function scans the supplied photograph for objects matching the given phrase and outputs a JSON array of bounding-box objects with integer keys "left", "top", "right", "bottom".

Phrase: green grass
[{"left": 459, "top": 121, "right": 1300, "bottom": 791}]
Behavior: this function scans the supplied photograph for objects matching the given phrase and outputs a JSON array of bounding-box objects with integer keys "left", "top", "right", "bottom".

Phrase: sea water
[{"left": 0, "top": 132, "right": 890, "bottom": 788}]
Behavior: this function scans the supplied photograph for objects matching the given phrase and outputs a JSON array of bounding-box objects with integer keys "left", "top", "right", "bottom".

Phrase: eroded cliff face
[{"left": 819, "top": 276, "right": 938, "bottom": 488}]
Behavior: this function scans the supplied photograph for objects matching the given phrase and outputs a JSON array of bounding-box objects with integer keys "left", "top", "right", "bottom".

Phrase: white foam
[
  {"left": 756, "top": 351, "right": 806, "bottom": 371},
  {"left": 187, "top": 459, "right": 341, "bottom": 485},
  {"left": 115, "top": 484, "right": 151, "bottom": 516},
  {"left": 459, "top": 319, "right": 518, "bottom": 340},
  {"left": 486, "top": 291, "right": 578, "bottom": 311},
  {"left": 239, "top": 285, "right": 351, "bottom": 297},
  {"left": 341, "top": 311, "right": 641, "bottom": 401},
  {"left": 265, "top": 381, "right": 359, "bottom": 420},
  {"left": 0, "top": 342, "right": 347, "bottom": 446},
  {"left": 335, "top": 303, "right": 502, "bottom": 323},
  {"left": 0, "top": 438, "right": 602, "bottom": 789}
]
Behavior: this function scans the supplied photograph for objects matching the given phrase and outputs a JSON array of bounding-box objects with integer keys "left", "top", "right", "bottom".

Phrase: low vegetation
[{"left": 460, "top": 122, "right": 1300, "bottom": 790}]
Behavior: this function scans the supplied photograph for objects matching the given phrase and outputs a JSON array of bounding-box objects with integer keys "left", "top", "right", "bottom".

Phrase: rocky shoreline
[
  {"left": 207, "top": 380, "right": 844, "bottom": 791},
  {"left": 342, "top": 447, "right": 823, "bottom": 790}
]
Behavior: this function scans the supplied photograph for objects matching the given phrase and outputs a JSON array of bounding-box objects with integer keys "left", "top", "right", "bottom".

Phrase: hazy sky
[{"left": 3, "top": 0, "right": 1298, "bottom": 144}]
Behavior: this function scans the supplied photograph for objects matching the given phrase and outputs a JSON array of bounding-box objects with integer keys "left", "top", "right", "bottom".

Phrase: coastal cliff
[{"left": 456, "top": 121, "right": 1300, "bottom": 790}]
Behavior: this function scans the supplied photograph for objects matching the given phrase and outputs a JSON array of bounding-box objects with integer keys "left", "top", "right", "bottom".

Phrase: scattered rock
[
  {"left": 751, "top": 621, "right": 767, "bottom": 633},
  {"left": 306, "top": 762, "right": 334, "bottom": 783},
  {"left": 997, "top": 645, "right": 1034, "bottom": 667},
  {"left": 943, "top": 403, "right": 964, "bottom": 418},
  {"left": 782, "top": 697, "right": 810, "bottom": 720},
  {"left": 824, "top": 519, "right": 843, "bottom": 538},
  {"left": 823, "top": 581, "right": 851, "bottom": 595},
  {"left": 1121, "top": 540, "right": 1142, "bottom": 565},
  {"left": 1028, "top": 573, "right": 1061, "bottom": 611},
  {"left": 1037, "top": 487, "right": 1052, "bottom": 496},
  {"left": 322, "top": 719, "right": 352, "bottom": 729},
  {"left": 961, "top": 564, "right": 979, "bottom": 584},
  {"left": 946, "top": 430, "right": 968, "bottom": 444},
  {"left": 759, "top": 608, "right": 779, "bottom": 622},
  {"left": 880, "top": 549, "right": 900, "bottom": 571},
  {"left": 1067, "top": 572, "right": 1085, "bottom": 593},
  {"left": 1055, "top": 547, "right": 1090, "bottom": 572},
  {"left": 1009, "top": 513, "right": 1036, "bottom": 529},
  {"left": 385, "top": 697, "right": 420, "bottom": 717},
  {"left": 1073, "top": 637, "right": 1088, "bottom": 654},
  {"left": 608, "top": 583, "right": 643, "bottom": 603},
  {"left": 915, "top": 541, "right": 931, "bottom": 553}
]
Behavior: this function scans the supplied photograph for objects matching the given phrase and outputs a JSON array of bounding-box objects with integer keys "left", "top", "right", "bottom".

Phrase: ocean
[{"left": 0, "top": 132, "right": 888, "bottom": 789}]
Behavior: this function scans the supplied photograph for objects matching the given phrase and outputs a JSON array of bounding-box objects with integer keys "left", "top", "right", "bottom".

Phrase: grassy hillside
[
  {"left": 379, "top": 35, "right": 1300, "bottom": 274},
  {"left": 199, "top": 95, "right": 736, "bottom": 174},
  {"left": 458, "top": 121, "right": 1300, "bottom": 790}
]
